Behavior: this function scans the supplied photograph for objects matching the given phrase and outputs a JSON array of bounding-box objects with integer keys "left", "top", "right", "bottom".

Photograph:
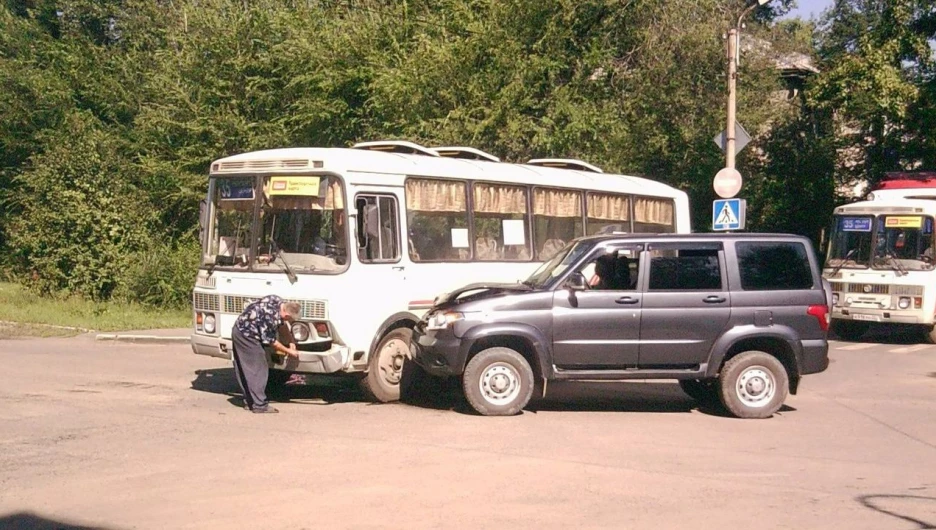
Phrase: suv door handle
[
  {"left": 615, "top": 296, "right": 640, "bottom": 305},
  {"left": 703, "top": 296, "right": 726, "bottom": 304},
  {"left": 392, "top": 266, "right": 405, "bottom": 271}
]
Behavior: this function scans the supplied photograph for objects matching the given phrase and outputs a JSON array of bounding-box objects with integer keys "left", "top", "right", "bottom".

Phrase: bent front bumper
[{"left": 191, "top": 332, "right": 351, "bottom": 374}]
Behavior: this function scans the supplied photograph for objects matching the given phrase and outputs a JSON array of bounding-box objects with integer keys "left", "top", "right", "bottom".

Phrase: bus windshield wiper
[
  {"left": 269, "top": 238, "right": 298, "bottom": 284},
  {"left": 828, "top": 249, "right": 857, "bottom": 277},
  {"left": 884, "top": 253, "right": 908, "bottom": 276}
]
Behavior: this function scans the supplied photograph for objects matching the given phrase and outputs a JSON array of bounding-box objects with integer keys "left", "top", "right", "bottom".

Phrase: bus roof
[
  {"left": 834, "top": 195, "right": 936, "bottom": 214},
  {"left": 209, "top": 146, "right": 687, "bottom": 200}
]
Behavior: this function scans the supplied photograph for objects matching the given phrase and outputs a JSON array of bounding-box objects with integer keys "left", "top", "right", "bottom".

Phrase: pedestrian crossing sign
[{"left": 713, "top": 198, "right": 746, "bottom": 231}]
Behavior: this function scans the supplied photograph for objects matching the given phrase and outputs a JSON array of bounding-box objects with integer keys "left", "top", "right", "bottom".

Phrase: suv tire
[
  {"left": 678, "top": 379, "right": 719, "bottom": 404},
  {"left": 462, "top": 347, "right": 534, "bottom": 416},
  {"left": 360, "top": 328, "right": 411, "bottom": 403},
  {"left": 718, "top": 351, "right": 789, "bottom": 419},
  {"left": 830, "top": 320, "right": 869, "bottom": 342}
]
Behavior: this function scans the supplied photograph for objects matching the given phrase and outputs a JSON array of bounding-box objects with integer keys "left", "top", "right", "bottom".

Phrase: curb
[{"left": 95, "top": 334, "right": 191, "bottom": 344}]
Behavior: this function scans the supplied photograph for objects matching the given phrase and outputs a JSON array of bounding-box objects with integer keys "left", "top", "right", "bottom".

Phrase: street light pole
[{"left": 725, "top": 0, "right": 770, "bottom": 170}]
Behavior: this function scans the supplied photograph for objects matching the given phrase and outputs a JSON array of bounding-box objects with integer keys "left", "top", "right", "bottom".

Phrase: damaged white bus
[{"left": 190, "top": 141, "right": 691, "bottom": 401}]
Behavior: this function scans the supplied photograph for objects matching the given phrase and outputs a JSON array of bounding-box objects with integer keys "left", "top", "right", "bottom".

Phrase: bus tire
[{"left": 360, "top": 327, "right": 411, "bottom": 403}]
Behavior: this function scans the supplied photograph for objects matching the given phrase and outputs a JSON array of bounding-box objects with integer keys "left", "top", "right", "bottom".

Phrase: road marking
[
  {"left": 889, "top": 344, "right": 932, "bottom": 353},
  {"left": 836, "top": 343, "right": 877, "bottom": 351}
]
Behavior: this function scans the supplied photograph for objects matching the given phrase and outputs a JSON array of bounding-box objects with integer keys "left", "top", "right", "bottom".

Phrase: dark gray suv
[{"left": 407, "top": 233, "right": 831, "bottom": 418}]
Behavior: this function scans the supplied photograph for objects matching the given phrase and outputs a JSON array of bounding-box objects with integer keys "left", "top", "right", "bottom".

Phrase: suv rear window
[
  {"left": 648, "top": 246, "right": 722, "bottom": 290},
  {"left": 736, "top": 241, "right": 813, "bottom": 290}
]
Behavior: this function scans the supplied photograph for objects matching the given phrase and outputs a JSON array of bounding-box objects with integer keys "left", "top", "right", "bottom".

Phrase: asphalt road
[{"left": 0, "top": 332, "right": 934, "bottom": 530}]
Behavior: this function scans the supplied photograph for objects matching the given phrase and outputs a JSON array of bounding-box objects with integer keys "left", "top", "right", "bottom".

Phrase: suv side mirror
[{"left": 566, "top": 272, "right": 588, "bottom": 291}]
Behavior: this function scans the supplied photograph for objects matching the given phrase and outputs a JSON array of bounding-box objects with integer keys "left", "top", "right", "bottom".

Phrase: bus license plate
[{"left": 853, "top": 314, "right": 881, "bottom": 322}]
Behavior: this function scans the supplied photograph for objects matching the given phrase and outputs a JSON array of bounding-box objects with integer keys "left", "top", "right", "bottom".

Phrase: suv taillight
[{"left": 807, "top": 304, "right": 830, "bottom": 332}]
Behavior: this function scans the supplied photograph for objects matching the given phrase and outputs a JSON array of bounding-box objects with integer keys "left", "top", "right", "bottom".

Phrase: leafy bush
[
  {"left": 114, "top": 235, "right": 200, "bottom": 309},
  {"left": 7, "top": 112, "right": 151, "bottom": 300}
]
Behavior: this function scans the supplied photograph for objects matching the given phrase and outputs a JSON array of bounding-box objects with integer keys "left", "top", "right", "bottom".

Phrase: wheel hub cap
[
  {"left": 479, "top": 363, "right": 521, "bottom": 404},
  {"left": 735, "top": 366, "right": 776, "bottom": 408},
  {"left": 379, "top": 339, "right": 406, "bottom": 385}
]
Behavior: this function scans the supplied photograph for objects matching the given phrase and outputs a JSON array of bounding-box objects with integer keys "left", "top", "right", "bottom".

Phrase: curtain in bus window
[
  {"left": 634, "top": 197, "right": 674, "bottom": 233},
  {"left": 473, "top": 183, "right": 530, "bottom": 261},
  {"left": 405, "top": 178, "right": 469, "bottom": 261},
  {"left": 405, "top": 179, "right": 467, "bottom": 212},
  {"left": 586, "top": 192, "right": 630, "bottom": 235},
  {"left": 534, "top": 188, "right": 583, "bottom": 260}
]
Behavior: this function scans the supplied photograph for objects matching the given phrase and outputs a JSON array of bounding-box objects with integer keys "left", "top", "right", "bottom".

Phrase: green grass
[{"left": 0, "top": 282, "right": 191, "bottom": 333}]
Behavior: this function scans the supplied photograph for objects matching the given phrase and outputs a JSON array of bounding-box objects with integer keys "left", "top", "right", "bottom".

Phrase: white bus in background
[
  {"left": 190, "top": 140, "right": 691, "bottom": 401},
  {"left": 823, "top": 172, "right": 936, "bottom": 342}
]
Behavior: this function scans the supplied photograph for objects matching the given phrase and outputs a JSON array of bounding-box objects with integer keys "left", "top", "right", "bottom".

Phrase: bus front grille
[
  {"left": 193, "top": 292, "right": 220, "bottom": 312},
  {"left": 222, "top": 295, "right": 327, "bottom": 320}
]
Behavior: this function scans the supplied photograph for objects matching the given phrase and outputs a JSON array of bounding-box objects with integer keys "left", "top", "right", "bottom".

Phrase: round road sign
[{"left": 713, "top": 167, "right": 742, "bottom": 198}]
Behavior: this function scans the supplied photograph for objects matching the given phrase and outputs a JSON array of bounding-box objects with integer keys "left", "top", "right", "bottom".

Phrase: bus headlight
[
  {"left": 427, "top": 311, "right": 464, "bottom": 330},
  {"left": 291, "top": 322, "right": 311, "bottom": 342},
  {"left": 898, "top": 297, "right": 911, "bottom": 310},
  {"left": 203, "top": 314, "right": 216, "bottom": 334},
  {"left": 832, "top": 293, "right": 839, "bottom": 306}
]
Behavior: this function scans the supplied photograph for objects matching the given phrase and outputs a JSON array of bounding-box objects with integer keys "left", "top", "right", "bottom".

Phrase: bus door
[{"left": 353, "top": 188, "right": 409, "bottom": 320}]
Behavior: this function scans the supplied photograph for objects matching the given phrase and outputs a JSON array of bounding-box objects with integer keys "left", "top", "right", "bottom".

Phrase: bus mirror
[{"left": 198, "top": 199, "right": 207, "bottom": 242}]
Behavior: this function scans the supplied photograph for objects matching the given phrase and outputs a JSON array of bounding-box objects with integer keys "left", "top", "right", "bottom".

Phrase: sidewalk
[{"left": 95, "top": 327, "right": 191, "bottom": 344}]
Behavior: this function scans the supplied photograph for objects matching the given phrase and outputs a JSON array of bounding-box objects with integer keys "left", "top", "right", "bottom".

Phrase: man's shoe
[{"left": 251, "top": 406, "right": 279, "bottom": 414}]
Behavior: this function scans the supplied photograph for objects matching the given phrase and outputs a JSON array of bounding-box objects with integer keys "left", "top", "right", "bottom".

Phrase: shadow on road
[
  {"left": 833, "top": 324, "right": 929, "bottom": 345},
  {"left": 857, "top": 494, "right": 936, "bottom": 529},
  {"left": 190, "top": 368, "right": 365, "bottom": 409},
  {"left": 404, "top": 380, "right": 795, "bottom": 418},
  {"left": 0, "top": 512, "right": 115, "bottom": 530}
]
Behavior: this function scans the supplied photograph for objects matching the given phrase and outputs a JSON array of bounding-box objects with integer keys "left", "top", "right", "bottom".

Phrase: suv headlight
[
  {"left": 832, "top": 293, "right": 839, "bottom": 306},
  {"left": 897, "top": 297, "right": 911, "bottom": 310},
  {"left": 426, "top": 311, "right": 464, "bottom": 330},
  {"left": 291, "top": 322, "right": 311, "bottom": 342}
]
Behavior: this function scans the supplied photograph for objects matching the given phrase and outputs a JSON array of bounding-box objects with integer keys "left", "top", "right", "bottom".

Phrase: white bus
[
  {"left": 823, "top": 172, "right": 936, "bottom": 342},
  {"left": 190, "top": 141, "right": 691, "bottom": 401}
]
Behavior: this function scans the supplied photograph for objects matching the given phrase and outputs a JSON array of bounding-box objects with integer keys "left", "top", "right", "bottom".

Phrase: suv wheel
[
  {"left": 678, "top": 379, "right": 719, "bottom": 404},
  {"left": 830, "top": 319, "right": 869, "bottom": 342},
  {"left": 360, "top": 328, "right": 411, "bottom": 403},
  {"left": 462, "top": 347, "right": 534, "bottom": 416},
  {"left": 718, "top": 351, "right": 789, "bottom": 419}
]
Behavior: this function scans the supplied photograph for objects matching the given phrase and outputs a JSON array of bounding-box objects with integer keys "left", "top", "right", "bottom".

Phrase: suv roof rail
[
  {"left": 432, "top": 146, "right": 500, "bottom": 162},
  {"left": 351, "top": 140, "right": 440, "bottom": 157},
  {"left": 527, "top": 158, "right": 604, "bottom": 173}
]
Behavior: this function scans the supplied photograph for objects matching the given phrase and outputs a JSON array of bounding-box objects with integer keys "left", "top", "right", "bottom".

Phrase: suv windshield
[
  {"left": 871, "top": 215, "right": 935, "bottom": 272},
  {"left": 524, "top": 239, "right": 593, "bottom": 288},
  {"left": 204, "top": 175, "right": 348, "bottom": 273},
  {"left": 825, "top": 215, "right": 873, "bottom": 270}
]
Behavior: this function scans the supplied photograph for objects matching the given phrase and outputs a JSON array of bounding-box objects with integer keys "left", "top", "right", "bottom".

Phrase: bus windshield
[
  {"left": 872, "top": 215, "right": 935, "bottom": 272},
  {"left": 826, "top": 215, "right": 873, "bottom": 269},
  {"left": 205, "top": 175, "right": 348, "bottom": 273}
]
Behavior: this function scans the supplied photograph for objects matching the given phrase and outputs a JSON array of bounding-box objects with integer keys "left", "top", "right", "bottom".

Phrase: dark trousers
[{"left": 231, "top": 327, "right": 270, "bottom": 410}]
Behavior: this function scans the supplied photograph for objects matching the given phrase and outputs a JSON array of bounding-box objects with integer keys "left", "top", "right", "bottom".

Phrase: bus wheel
[{"left": 360, "top": 328, "right": 411, "bottom": 403}]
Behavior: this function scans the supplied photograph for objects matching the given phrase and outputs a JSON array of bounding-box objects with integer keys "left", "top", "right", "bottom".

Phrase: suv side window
[
  {"left": 648, "top": 243, "right": 722, "bottom": 290},
  {"left": 579, "top": 246, "right": 641, "bottom": 291},
  {"left": 737, "top": 241, "right": 813, "bottom": 290}
]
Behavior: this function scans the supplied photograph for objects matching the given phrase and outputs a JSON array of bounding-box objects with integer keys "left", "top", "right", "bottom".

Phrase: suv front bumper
[{"left": 410, "top": 324, "right": 465, "bottom": 377}]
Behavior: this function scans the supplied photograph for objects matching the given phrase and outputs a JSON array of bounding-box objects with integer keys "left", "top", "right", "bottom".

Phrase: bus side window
[{"left": 356, "top": 194, "right": 401, "bottom": 263}]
